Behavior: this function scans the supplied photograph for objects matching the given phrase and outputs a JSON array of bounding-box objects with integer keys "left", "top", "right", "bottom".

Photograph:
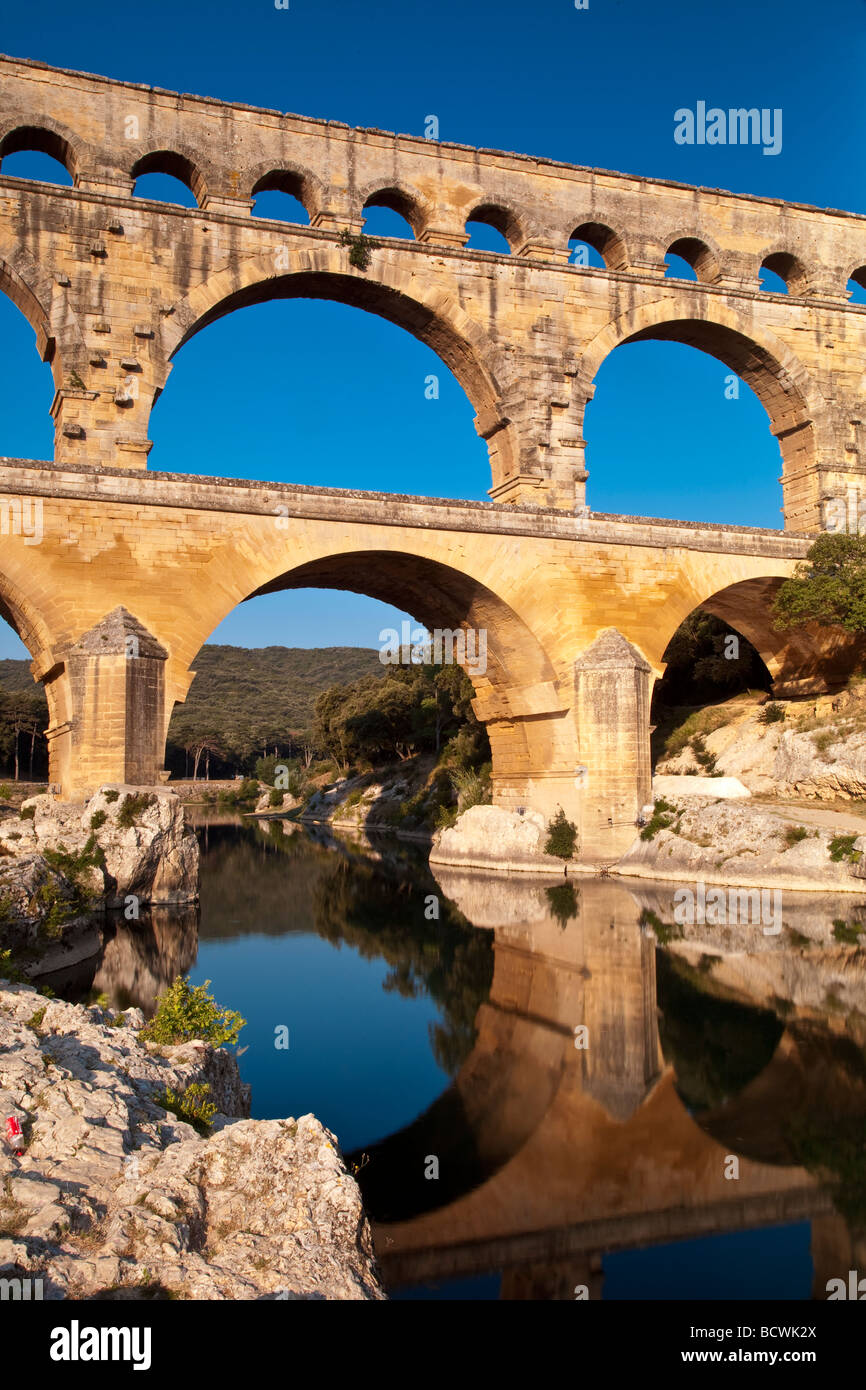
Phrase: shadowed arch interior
[
  {"left": 569, "top": 221, "right": 628, "bottom": 271},
  {"left": 131, "top": 151, "right": 205, "bottom": 205},
  {"left": 668, "top": 576, "right": 866, "bottom": 695},
  {"left": 0, "top": 124, "right": 77, "bottom": 178}
]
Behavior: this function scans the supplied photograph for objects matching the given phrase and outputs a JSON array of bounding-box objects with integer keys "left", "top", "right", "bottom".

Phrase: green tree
[{"left": 773, "top": 533, "right": 866, "bottom": 634}]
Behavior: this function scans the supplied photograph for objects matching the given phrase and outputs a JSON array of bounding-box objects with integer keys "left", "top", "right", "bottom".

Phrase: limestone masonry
[{"left": 0, "top": 57, "right": 864, "bottom": 857}]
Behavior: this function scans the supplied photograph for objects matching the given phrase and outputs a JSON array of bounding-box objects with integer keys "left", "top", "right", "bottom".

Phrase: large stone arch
[
  {"left": 0, "top": 559, "right": 70, "bottom": 786},
  {"left": 0, "top": 251, "right": 61, "bottom": 379},
  {"left": 161, "top": 245, "right": 523, "bottom": 487},
  {"left": 652, "top": 572, "right": 865, "bottom": 697},
  {"left": 579, "top": 299, "right": 823, "bottom": 524},
  {"left": 166, "top": 540, "right": 562, "bottom": 812}
]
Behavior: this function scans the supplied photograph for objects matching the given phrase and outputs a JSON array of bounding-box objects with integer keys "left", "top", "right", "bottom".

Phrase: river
[{"left": 45, "top": 812, "right": 866, "bottom": 1301}]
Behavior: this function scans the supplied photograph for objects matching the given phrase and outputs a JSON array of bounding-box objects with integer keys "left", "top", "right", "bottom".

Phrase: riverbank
[{"left": 0, "top": 984, "right": 384, "bottom": 1300}]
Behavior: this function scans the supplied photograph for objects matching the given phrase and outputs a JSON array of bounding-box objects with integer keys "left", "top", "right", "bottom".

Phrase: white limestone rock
[
  {"left": 431, "top": 805, "right": 568, "bottom": 873},
  {"left": 0, "top": 985, "right": 383, "bottom": 1301}
]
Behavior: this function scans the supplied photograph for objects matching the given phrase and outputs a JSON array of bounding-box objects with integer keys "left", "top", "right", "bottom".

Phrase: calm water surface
[{"left": 50, "top": 814, "right": 866, "bottom": 1301}]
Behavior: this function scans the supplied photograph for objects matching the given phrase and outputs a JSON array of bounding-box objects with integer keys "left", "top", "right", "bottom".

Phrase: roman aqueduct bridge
[{"left": 0, "top": 57, "right": 864, "bottom": 856}]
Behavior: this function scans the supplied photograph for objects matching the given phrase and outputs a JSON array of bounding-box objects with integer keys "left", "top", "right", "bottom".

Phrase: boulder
[
  {"left": 431, "top": 805, "right": 569, "bottom": 874},
  {"left": 0, "top": 986, "right": 382, "bottom": 1301},
  {"left": 0, "top": 787, "right": 199, "bottom": 912}
]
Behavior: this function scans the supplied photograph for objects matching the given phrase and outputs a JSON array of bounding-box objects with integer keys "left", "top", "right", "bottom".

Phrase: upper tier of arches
[{"left": 0, "top": 116, "right": 863, "bottom": 300}]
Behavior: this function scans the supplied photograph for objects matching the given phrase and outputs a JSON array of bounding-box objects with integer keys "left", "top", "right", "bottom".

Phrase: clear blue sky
[{"left": 1, "top": 0, "right": 864, "bottom": 658}]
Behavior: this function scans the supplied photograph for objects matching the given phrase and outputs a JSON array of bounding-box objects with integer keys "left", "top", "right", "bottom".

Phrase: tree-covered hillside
[{"left": 0, "top": 645, "right": 383, "bottom": 779}]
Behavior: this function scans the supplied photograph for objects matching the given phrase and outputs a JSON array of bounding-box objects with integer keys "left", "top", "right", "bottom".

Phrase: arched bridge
[{"left": 0, "top": 58, "right": 864, "bottom": 856}]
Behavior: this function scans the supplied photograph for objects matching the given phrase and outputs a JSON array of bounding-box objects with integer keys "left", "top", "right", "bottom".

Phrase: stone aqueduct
[{"left": 0, "top": 56, "right": 865, "bottom": 857}]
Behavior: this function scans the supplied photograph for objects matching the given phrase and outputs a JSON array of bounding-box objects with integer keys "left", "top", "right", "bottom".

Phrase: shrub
[
  {"left": 90, "top": 809, "right": 108, "bottom": 831},
  {"left": 663, "top": 706, "right": 734, "bottom": 758},
  {"left": 19, "top": 806, "right": 35, "bottom": 821},
  {"left": 689, "top": 733, "right": 717, "bottom": 774},
  {"left": 811, "top": 729, "right": 836, "bottom": 757},
  {"left": 832, "top": 918, "right": 864, "bottom": 945},
  {"left": 758, "top": 702, "right": 786, "bottom": 725},
  {"left": 103, "top": 789, "right": 120, "bottom": 804},
  {"left": 155, "top": 1082, "right": 217, "bottom": 1136},
  {"left": 268, "top": 787, "right": 283, "bottom": 807},
  {"left": 450, "top": 766, "right": 491, "bottom": 812},
  {"left": 829, "top": 833, "right": 862, "bottom": 864},
  {"left": 0, "top": 948, "right": 27, "bottom": 983},
  {"left": 640, "top": 798, "right": 678, "bottom": 841},
  {"left": 141, "top": 976, "right": 246, "bottom": 1048},
  {"left": 339, "top": 228, "right": 380, "bottom": 270},
  {"left": 0, "top": 785, "right": 10, "bottom": 801},
  {"left": 783, "top": 825, "right": 809, "bottom": 848},
  {"left": 545, "top": 807, "right": 578, "bottom": 859},
  {"left": 117, "top": 792, "right": 156, "bottom": 829}
]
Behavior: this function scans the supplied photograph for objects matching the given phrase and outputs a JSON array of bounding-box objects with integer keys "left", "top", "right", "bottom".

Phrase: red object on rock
[{"left": 5, "top": 1116, "right": 23, "bottom": 1154}]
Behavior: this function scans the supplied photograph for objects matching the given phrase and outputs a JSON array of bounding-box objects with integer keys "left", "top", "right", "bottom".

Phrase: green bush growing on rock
[
  {"left": 37, "top": 835, "right": 105, "bottom": 935},
  {"left": 103, "top": 789, "right": 120, "bottom": 804},
  {"left": 757, "top": 702, "right": 786, "bottom": 725},
  {"left": 90, "top": 810, "right": 108, "bottom": 831},
  {"left": 828, "top": 833, "right": 862, "bottom": 864},
  {"left": 832, "top": 918, "right": 864, "bottom": 944},
  {"left": 450, "top": 766, "right": 491, "bottom": 813},
  {"left": 117, "top": 792, "right": 156, "bottom": 829},
  {"left": 640, "top": 798, "right": 678, "bottom": 841},
  {"left": 811, "top": 729, "right": 836, "bottom": 758},
  {"left": 0, "top": 948, "right": 27, "bottom": 982},
  {"left": 0, "top": 785, "right": 10, "bottom": 801},
  {"left": 689, "top": 733, "right": 718, "bottom": 774},
  {"left": 19, "top": 805, "right": 34, "bottom": 821},
  {"left": 141, "top": 976, "right": 246, "bottom": 1048},
  {"left": 156, "top": 1082, "right": 217, "bottom": 1136},
  {"left": 782, "top": 825, "right": 809, "bottom": 849},
  {"left": 545, "top": 807, "right": 578, "bottom": 859}
]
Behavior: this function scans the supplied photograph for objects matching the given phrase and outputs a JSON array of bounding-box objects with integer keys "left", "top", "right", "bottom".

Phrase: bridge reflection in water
[
  {"left": 43, "top": 822, "right": 866, "bottom": 1301},
  {"left": 356, "top": 870, "right": 863, "bottom": 1301}
]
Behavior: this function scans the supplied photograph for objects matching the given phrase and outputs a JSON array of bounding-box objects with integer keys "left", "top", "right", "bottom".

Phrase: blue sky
[{"left": 1, "top": 0, "right": 864, "bottom": 658}]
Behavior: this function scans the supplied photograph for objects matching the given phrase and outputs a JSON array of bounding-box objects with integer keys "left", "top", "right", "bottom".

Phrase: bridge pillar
[
  {"left": 47, "top": 607, "right": 168, "bottom": 800},
  {"left": 574, "top": 630, "right": 653, "bottom": 861}
]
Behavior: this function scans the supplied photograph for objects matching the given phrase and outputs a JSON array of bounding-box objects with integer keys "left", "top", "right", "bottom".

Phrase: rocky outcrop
[
  {"left": 431, "top": 805, "right": 569, "bottom": 874},
  {"left": 253, "top": 790, "right": 300, "bottom": 815},
  {"left": 0, "top": 787, "right": 199, "bottom": 956},
  {"left": 617, "top": 797, "right": 866, "bottom": 891},
  {"left": 659, "top": 699, "right": 866, "bottom": 800},
  {"left": 0, "top": 985, "right": 383, "bottom": 1300}
]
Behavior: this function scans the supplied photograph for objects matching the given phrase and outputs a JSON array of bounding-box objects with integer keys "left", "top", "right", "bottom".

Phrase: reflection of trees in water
[
  {"left": 312, "top": 855, "right": 493, "bottom": 1076},
  {"left": 657, "top": 951, "right": 784, "bottom": 1110}
]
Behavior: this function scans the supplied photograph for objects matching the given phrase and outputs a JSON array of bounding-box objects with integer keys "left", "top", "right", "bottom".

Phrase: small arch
[
  {"left": 465, "top": 202, "right": 523, "bottom": 254},
  {"left": 759, "top": 251, "right": 809, "bottom": 297},
  {"left": 846, "top": 265, "right": 866, "bottom": 305},
  {"left": 362, "top": 187, "right": 420, "bottom": 240},
  {"left": 664, "top": 251, "right": 697, "bottom": 282},
  {"left": 567, "top": 221, "right": 629, "bottom": 272},
  {"left": 250, "top": 168, "right": 314, "bottom": 224},
  {"left": 0, "top": 124, "right": 77, "bottom": 184},
  {"left": 666, "top": 236, "right": 720, "bottom": 284},
  {"left": 130, "top": 151, "right": 205, "bottom": 207}
]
